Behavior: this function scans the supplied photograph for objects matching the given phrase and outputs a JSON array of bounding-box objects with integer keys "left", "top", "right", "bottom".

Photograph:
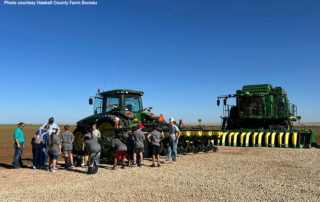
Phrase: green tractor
[
  {"left": 216, "top": 84, "right": 315, "bottom": 148},
  {"left": 73, "top": 89, "right": 166, "bottom": 155}
]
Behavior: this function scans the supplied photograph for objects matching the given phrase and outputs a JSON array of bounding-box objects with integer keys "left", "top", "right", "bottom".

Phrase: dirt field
[{"left": 1, "top": 125, "right": 320, "bottom": 201}]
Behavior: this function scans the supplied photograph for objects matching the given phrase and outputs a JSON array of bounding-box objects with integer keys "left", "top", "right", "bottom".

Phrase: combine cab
[{"left": 216, "top": 84, "right": 316, "bottom": 148}]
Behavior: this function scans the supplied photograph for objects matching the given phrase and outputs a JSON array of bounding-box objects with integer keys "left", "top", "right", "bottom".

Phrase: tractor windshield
[
  {"left": 124, "top": 94, "right": 143, "bottom": 112},
  {"left": 238, "top": 97, "right": 264, "bottom": 116},
  {"left": 106, "top": 95, "right": 120, "bottom": 113}
]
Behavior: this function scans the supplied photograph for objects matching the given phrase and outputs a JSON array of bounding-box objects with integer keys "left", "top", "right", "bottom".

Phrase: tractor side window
[
  {"left": 106, "top": 96, "right": 120, "bottom": 113},
  {"left": 94, "top": 93, "right": 103, "bottom": 115},
  {"left": 124, "top": 95, "right": 142, "bottom": 112}
]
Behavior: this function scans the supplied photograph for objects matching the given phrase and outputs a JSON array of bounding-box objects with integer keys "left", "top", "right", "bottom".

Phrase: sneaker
[
  {"left": 33, "top": 166, "right": 36, "bottom": 169},
  {"left": 157, "top": 164, "right": 161, "bottom": 167},
  {"left": 81, "top": 163, "right": 85, "bottom": 167},
  {"left": 121, "top": 165, "right": 125, "bottom": 169},
  {"left": 49, "top": 167, "right": 53, "bottom": 172},
  {"left": 131, "top": 163, "right": 137, "bottom": 167},
  {"left": 112, "top": 166, "right": 116, "bottom": 170},
  {"left": 70, "top": 164, "right": 74, "bottom": 168},
  {"left": 150, "top": 164, "right": 156, "bottom": 167},
  {"left": 52, "top": 168, "right": 58, "bottom": 173},
  {"left": 172, "top": 161, "right": 177, "bottom": 164},
  {"left": 138, "top": 164, "right": 142, "bottom": 167}
]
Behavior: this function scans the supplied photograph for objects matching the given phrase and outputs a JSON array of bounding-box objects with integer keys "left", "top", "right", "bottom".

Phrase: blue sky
[{"left": 0, "top": 0, "right": 319, "bottom": 124}]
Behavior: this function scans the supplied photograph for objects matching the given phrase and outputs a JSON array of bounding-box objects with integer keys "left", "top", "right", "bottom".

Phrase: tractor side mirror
[
  {"left": 89, "top": 98, "right": 93, "bottom": 105},
  {"left": 224, "top": 99, "right": 227, "bottom": 105},
  {"left": 217, "top": 100, "right": 220, "bottom": 106}
]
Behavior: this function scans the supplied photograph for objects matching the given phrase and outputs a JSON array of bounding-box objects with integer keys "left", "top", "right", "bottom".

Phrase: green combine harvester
[{"left": 216, "top": 84, "right": 316, "bottom": 148}]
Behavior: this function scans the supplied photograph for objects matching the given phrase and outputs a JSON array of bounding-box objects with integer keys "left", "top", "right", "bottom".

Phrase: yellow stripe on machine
[
  {"left": 221, "top": 132, "right": 229, "bottom": 146},
  {"left": 182, "top": 131, "right": 191, "bottom": 137},
  {"left": 251, "top": 132, "right": 259, "bottom": 147},
  {"left": 270, "top": 132, "right": 277, "bottom": 147},
  {"left": 284, "top": 132, "right": 290, "bottom": 148},
  {"left": 240, "top": 132, "right": 247, "bottom": 147},
  {"left": 164, "top": 132, "right": 170, "bottom": 138},
  {"left": 203, "top": 131, "right": 212, "bottom": 137},
  {"left": 228, "top": 132, "right": 235, "bottom": 146},
  {"left": 257, "top": 132, "right": 264, "bottom": 147},
  {"left": 245, "top": 132, "right": 252, "bottom": 147},
  {"left": 277, "top": 132, "right": 284, "bottom": 147},
  {"left": 264, "top": 132, "right": 271, "bottom": 147},
  {"left": 233, "top": 132, "right": 240, "bottom": 146},
  {"left": 194, "top": 130, "right": 202, "bottom": 137},
  {"left": 215, "top": 131, "right": 223, "bottom": 145},
  {"left": 292, "top": 132, "right": 298, "bottom": 148}
]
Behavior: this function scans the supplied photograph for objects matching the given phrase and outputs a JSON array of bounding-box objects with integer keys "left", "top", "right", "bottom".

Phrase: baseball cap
[
  {"left": 169, "top": 117, "right": 174, "bottom": 122},
  {"left": 114, "top": 117, "right": 120, "bottom": 122},
  {"left": 137, "top": 123, "right": 145, "bottom": 129},
  {"left": 49, "top": 117, "right": 54, "bottom": 122}
]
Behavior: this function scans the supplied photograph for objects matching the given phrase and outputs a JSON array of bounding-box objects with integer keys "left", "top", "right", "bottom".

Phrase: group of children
[
  {"left": 31, "top": 120, "right": 166, "bottom": 174},
  {"left": 112, "top": 123, "right": 165, "bottom": 169}
]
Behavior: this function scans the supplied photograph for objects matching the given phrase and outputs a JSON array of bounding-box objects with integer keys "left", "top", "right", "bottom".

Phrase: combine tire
[{"left": 73, "top": 126, "right": 87, "bottom": 152}]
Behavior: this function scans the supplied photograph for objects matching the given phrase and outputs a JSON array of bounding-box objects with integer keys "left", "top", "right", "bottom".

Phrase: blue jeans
[
  {"left": 34, "top": 144, "right": 45, "bottom": 167},
  {"left": 166, "top": 140, "right": 178, "bottom": 162},
  {"left": 44, "top": 146, "right": 49, "bottom": 163},
  {"left": 13, "top": 143, "right": 24, "bottom": 168}
]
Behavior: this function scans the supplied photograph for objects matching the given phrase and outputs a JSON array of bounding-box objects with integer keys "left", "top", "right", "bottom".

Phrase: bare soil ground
[{"left": 0, "top": 125, "right": 320, "bottom": 201}]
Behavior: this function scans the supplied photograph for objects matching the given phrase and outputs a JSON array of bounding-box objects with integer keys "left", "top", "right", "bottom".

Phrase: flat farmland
[{"left": 0, "top": 125, "right": 320, "bottom": 201}]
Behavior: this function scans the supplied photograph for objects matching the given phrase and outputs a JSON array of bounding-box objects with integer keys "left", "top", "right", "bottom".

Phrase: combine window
[
  {"left": 238, "top": 97, "right": 264, "bottom": 116},
  {"left": 124, "top": 95, "right": 142, "bottom": 112}
]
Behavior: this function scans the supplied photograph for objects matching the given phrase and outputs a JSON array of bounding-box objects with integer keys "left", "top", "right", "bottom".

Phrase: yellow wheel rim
[
  {"left": 74, "top": 131, "right": 84, "bottom": 151},
  {"left": 98, "top": 122, "right": 114, "bottom": 138}
]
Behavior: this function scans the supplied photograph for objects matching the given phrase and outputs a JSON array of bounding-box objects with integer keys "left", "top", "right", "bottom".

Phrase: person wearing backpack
[
  {"left": 33, "top": 125, "right": 50, "bottom": 169},
  {"left": 46, "top": 128, "right": 61, "bottom": 172}
]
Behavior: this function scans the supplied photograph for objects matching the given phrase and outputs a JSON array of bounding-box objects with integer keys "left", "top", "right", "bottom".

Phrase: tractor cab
[{"left": 89, "top": 89, "right": 144, "bottom": 115}]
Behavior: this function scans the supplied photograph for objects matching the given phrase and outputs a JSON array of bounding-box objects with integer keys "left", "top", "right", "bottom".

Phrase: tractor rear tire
[
  {"left": 97, "top": 115, "right": 125, "bottom": 138},
  {"left": 73, "top": 126, "right": 87, "bottom": 152}
]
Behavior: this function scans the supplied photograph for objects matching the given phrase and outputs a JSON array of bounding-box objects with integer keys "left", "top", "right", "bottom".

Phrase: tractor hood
[{"left": 76, "top": 114, "right": 101, "bottom": 125}]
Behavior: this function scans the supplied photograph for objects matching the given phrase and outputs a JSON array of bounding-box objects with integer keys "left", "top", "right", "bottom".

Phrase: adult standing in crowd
[
  {"left": 39, "top": 117, "right": 60, "bottom": 163},
  {"left": 39, "top": 117, "right": 60, "bottom": 135},
  {"left": 165, "top": 118, "right": 181, "bottom": 163},
  {"left": 12, "top": 122, "right": 25, "bottom": 169}
]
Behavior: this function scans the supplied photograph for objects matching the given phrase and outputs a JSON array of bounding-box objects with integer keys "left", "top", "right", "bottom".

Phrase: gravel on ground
[{"left": 0, "top": 147, "right": 320, "bottom": 201}]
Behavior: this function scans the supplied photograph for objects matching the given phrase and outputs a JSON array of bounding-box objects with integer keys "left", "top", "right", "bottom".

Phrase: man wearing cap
[
  {"left": 39, "top": 117, "right": 60, "bottom": 163},
  {"left": 39, "top": 117, "right": 60, "bottom": 136},
  {"left": 166, "top": 118, "right": 181, "bottom": 163}
]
